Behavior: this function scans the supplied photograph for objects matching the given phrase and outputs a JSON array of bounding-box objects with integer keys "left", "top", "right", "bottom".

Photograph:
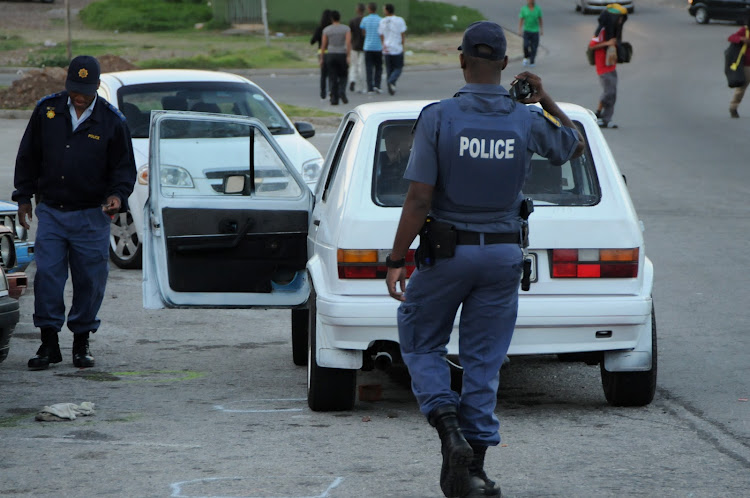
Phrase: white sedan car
[
  {"left": 142, "top": 101, "right": 655, "bottom": 413},
  {"left": 97, "top": 69, "right": 325, "bottom": 269}
]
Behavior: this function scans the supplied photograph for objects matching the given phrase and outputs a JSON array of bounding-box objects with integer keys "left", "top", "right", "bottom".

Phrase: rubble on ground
[{"left": 0, "top": 55, "right": 136, "bottom": 110}]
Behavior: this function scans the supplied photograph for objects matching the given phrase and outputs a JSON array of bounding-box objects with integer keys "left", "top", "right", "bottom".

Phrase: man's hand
[
  {"left": 17, "top": 203, "right": 32, "bottom": 230},
  {"left": 386, "top": 267, "right": 407, "bottom": 302},
  {"left": 102, "top": 195, "right": 121, "bottom": 216},
  {"left": 512, "top": 71, "right": 547, "bottom": 104}
]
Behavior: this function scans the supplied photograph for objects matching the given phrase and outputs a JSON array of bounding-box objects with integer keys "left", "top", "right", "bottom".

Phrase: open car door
[{"left": 143, "top": 111, "right": 312, "bottom": 309}]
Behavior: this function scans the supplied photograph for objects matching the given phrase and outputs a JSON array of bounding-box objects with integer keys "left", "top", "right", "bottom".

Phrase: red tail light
[
  {"left": 551, "top": 248, "right": 639, "bottom": 278},
  {"left": 337, "top": 249, "right": 416, "bottom": 279}
]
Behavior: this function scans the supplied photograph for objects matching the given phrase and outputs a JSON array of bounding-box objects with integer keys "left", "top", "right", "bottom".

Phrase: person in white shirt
[{"left": 379, "top": 3, "right": 407, "bottom": 95}]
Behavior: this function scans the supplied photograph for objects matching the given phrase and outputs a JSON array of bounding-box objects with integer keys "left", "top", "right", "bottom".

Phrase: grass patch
[
  {"left": 0, "top": 412, "right": 35, "bottom": 428},
  {"left": 278, "top": 103, "right": 341, "bottom": 118},
  {"left": 408, "top": 0, "right": 485, "bottom": 35},
  {"left": 0, "top": 33, "right": 28, "bottom": 52},
  {"left": 138, "top": 46, "right": 302, "bottom": 70},
  {"left": 80, "top": 0, "right": 212, "bottom": 32},
  {"left": 26, "top": 41, "right": 127, "bottom": 68}
]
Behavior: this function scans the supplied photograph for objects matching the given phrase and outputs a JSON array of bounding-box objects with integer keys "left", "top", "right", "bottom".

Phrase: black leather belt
[
  {"left": 456, "top": 230, "right": 520, "bottom": 245},
  {"left": 43, "top": 201, "right": 99, "bottom": 212}
]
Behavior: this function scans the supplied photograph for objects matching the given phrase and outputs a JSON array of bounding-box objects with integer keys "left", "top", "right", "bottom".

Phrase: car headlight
[
  {"left": 3, "top": 216, "right": 15, "bottom": 238},
  {"left": 160, "top": 165, "right": 194, "bottom": 188},
  {"left": 302, "top": 158, "right": 323, "bottom": 184},
  {"left": 0, "top": 233, "right": 17, "bottom": 270}
]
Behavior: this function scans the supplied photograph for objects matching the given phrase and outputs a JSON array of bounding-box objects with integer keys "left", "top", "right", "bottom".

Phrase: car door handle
[
  {"left": 313, "top": 219, "right": 320, "bottom": 226},
  {"left": 175, "top": 218, "right": 254, "bottom": 253}
]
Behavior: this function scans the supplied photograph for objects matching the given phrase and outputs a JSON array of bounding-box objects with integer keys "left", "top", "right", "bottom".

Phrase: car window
[
  {"left": 321, "top": 119, "right": 355, "bottom": 202},
  {"left": 522, "top": 122, "right": 600, "bottom": 206},
  {"left": 157, "top": 117, "right": 302, "bottom": 199},
  {"left": 371, "top": 120, "right": 415, "bottom": 207},
  {"left": 118, "top": 81, "right": 293, "bottom": 139}
]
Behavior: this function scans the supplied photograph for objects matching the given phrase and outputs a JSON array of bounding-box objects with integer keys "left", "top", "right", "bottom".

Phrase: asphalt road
[{"left": 0, "top": 0, "right": 749, "bottom": 496}]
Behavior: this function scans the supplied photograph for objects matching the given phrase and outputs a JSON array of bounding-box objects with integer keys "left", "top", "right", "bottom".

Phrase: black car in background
[{"left": 688, "top": 0, "right": 750, "bottom": 24}]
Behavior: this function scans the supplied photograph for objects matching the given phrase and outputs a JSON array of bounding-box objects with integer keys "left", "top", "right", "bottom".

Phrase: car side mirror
[
  {"left": 294, "top": 121, "right": 315, "bottom": 139},
  {"left": 224, "top": 174, "right": 250, "bottom": 195}
]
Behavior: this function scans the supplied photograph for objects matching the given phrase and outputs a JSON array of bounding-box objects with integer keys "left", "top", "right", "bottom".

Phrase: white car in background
[
  {"left": 97, "top": 69, "right": 324, "bottom": 269},
  {"left": 576, "top": 0, "right": 634, "bottom": 14},
  {"left": 142, "top": 101, "right": 656, "bottom": 413}
]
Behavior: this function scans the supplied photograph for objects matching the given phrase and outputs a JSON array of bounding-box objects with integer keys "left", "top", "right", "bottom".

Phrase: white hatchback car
[
  {"left": 97, "top": 69, "right": 325, "bottom": 269},
  {"left": 142, "top": 101, "right": 655, "bottom": 413}
]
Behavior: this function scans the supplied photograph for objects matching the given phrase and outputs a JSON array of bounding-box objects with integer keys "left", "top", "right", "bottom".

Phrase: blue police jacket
[
  {"left": 13, "top": 92, "right": 136, "bottom": 211},
  {"left": 404, "top": 83, "right": 580, "bottom": 233}
]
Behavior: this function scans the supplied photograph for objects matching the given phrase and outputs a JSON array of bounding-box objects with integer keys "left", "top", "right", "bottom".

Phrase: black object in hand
[{"left": 509, "top": 78, "right": 533, "bottom": 101}]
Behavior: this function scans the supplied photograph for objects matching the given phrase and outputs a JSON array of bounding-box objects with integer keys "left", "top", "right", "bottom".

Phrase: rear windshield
[
  {"left": 117, "top": 81, "right": 293, "bottom": 139},
  {"left": 372, "top": 120, "right": 599, "bottom": 207}
]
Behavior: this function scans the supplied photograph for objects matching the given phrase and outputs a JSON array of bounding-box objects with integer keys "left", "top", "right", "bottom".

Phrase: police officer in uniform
[
  {"left": 13, "top": 55, "right": 136, "bottom": 370},
  {"left": 385, "top": 22, "right": 584, "bottom": 497}
]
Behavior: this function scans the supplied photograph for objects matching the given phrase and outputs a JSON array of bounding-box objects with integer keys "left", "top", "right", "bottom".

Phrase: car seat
[
  {"left": 161, "top": 95, "right": 188, "bottom": 111},
  {"left": 191, "top": 102, "right": 221, "bottom": 114}
]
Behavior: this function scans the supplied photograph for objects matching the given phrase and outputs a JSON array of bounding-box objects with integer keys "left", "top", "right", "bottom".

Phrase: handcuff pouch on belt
[{"left": 416, "top": 217, "right": 456, "bottom": 268}]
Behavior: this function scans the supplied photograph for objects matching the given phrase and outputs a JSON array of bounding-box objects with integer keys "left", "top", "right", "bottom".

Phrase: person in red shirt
[
  {"left": 728, "top": 21, "right": 750, "bottom": 118},
  {"left": 589, "top": 4, "right": 627, "bottom": 128}
]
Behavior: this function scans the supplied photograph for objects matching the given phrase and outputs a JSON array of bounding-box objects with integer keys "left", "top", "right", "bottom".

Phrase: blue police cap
[
  {"left": 65, "top": 55, "right": 101, "bottom": 95},
  {"left": 458, "top": 21, "right": 507, "bottom": 61}
]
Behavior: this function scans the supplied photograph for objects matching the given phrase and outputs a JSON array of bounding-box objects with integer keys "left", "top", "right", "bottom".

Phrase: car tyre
[
  {"left": 291, "top": 308, "right": 308, "bottom": 366},
  {"left": 600, "top": 305, "right": 657, "bottom": 407},
  {"left": 695, "top": 7, "right": 709, "bottom": 24},
  {"left": 307, "top": 281, "right": 357, "bottom": 411},
  {"left": 109, "top": 210, "right": 143, "bottom": 269}
]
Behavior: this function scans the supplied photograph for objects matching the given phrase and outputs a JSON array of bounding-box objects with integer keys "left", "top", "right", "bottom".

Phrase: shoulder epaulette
[
  {"left": 36, "top": 92, "right": 63, "bottom": 108},
  {"left": 104, "top": 100, "right": 127, "bottom": 122},
  {"left": 529, "top": 106, "right": 561, "bottom": 128}
]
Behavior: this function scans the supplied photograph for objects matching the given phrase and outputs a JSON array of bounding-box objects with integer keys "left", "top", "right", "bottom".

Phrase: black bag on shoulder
[
  {"left": 725, "top": 42, "right": 747, "bottom": 88},
  {"left": 617, "top": 41, "right": 632, "bottom": 63}
]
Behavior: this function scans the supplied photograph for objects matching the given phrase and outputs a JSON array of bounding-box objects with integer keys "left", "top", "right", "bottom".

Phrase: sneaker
[
  {"left": 349, "top": 82, "right": 355, "bottom": 92},
  {"left": 373, "top": 87, "right": 382, "bottom": 94},
  {"left": 730, "top": 109, "right": 740, "bottom": 118},
  {"left": 388, "top": 82, "right": 395, "bottom": 95},
  {"left": 522, "top": 58, "right": 529, "bottom": 66},
  {"left": 597, "top": 118, "right": 618, "bottom": 129},
  {"left": 528, "top": 62, "right": 536, "bottom": 68}
]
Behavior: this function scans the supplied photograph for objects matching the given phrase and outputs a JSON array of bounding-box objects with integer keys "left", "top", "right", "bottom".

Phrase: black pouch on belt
[{"left": 417, "top": 217, "right": 457, "bottom": 267}]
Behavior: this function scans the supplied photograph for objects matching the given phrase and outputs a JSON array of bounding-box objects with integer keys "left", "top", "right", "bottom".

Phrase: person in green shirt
[{"left": 518, "top": 0, "right": 543, "bottom": 67}]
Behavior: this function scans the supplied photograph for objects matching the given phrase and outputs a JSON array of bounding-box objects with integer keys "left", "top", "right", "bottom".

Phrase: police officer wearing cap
[
  {"left": 13, "top": 55, "right": 136, "bottom": 371},
  {"left": 385, "top": 21, "right": 584, "bottom": 497}
]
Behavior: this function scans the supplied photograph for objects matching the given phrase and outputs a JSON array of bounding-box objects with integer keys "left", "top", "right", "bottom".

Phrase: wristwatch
[{"left": 385, "top": 254, "right": 406, "bottom": 269}]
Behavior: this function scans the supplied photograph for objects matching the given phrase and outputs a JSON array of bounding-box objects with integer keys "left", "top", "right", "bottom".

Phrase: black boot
[
  {"left": 28, "top": 328, "right": 62, "bottom": 370},
  {"left": 429, "top": 405, "right": 473, "bottom": 497},
  {"left": 72, "top": 332, "right": 95, "bottom": 368},
  {"left": 466, "top": 443, "right": 502, "bottom": 496}
]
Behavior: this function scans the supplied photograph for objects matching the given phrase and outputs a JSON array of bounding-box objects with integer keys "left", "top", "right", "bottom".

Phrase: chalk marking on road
[
  {"left": 170, "top": 475, "right": 344, "bottom": 498},
  {"left": 214, "top": 398, "right": 306, "bottom": 413},
  {"left": 658, "top": 390, "right": 750, "bottom": 469},
  {"left": 15, "top": 437, "right": 201, "bottom": 449}
]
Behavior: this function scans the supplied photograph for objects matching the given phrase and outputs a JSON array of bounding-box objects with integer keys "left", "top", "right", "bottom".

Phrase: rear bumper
[{"left": 314, "top": 288, "right": 652, "bottom": 368}]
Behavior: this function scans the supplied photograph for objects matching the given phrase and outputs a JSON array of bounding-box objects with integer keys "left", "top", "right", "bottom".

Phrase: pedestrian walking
[
  {"left": 518, "top": 0, "right": 543, "bottom": 67},
  {"left": 728, "top": 20, "right": 750, "bottom": 118},
  {"left": 13, "top": 55, "right": 136, "bottom": 370},
  {"left": 311, "top": 9, "right": 333, "bottom": 101},
  {"left": 588, "top": 3, "right": 628, "bottom": 128},
  {"left": 379, "top": 3, "right": 407, "bottom": 95},
  {"left": 322, "top": 10, "right": 352, "bottom": 105},
  {"left": 348, "top": 3, "right": 367, "bottom": 94},
  {"left": 385, "top": 21, "right": 584, "bottom": 498},
  {"left": 360, "top": 2, "right": 383, "bottom": 94}
]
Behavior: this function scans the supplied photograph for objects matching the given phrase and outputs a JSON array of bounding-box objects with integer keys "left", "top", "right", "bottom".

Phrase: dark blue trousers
[
  {"left": 398, "top": 242, "right": 522, "bottom": 446},
  {"left": 523, "top": 31, "right": 540, "bottom": 64},
  {"left": 33, "top": 203, "right": 111, "bottom": 335}
]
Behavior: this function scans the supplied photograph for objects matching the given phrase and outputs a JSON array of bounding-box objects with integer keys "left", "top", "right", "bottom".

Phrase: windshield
[
  {"left": 117, "top": 81, "right": 293, "bottom": 139},
  {"left": 373, "top": 120, "right": 600, "bottom": 208}
]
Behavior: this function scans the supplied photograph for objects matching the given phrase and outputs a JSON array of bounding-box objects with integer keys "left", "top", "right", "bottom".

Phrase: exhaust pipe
[{"left": 373, "top": 352, "right": 393, "bottom": 371}]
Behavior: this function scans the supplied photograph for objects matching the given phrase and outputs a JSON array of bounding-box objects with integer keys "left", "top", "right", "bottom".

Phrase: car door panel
[{"left": 143, "top": 110, "right": 312, "bottom": 309}]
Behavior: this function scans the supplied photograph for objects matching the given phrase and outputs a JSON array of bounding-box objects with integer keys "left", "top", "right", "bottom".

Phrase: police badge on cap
[{"left": 65, "top": 55, "right": 101, "bottom": 95}]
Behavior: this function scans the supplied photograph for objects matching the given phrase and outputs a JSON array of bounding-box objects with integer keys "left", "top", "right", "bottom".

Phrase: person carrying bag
[{"left": 727, "top": 22, "right": 750, "bottom": 118}]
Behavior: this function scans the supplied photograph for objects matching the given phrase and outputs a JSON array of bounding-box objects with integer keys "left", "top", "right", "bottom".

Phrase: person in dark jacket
[
  {"left": 728, "top": 20, "right": 750, "bottom": 118},
  {"left": 13, "top": 55, "right": 136, "bottom": 370},
  {"left": 311, "top": 9, "right": 333, "bottom": 100}
]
